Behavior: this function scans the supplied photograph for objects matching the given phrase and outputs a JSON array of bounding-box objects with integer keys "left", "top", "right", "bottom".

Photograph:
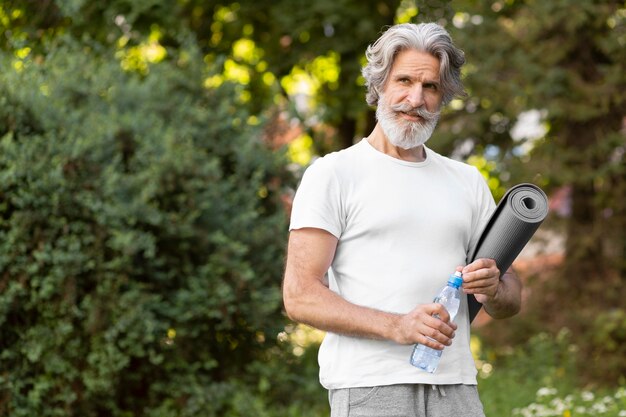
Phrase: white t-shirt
[{"left": 289, "top": 138, "right": 495, "bottom": 389}]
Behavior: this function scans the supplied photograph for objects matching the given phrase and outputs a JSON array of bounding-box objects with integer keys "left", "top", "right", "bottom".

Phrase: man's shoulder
[
  {"left": 427, "top": 148, "right": 480, "bottom": 176},
  {"left": 306, "top": 140, "right": 365, "bottom": 173}
]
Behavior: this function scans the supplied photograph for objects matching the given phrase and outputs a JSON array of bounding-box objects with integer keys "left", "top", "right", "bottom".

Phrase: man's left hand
[{"left": 460, "top": 258, "right": 500, "bottom": 303}]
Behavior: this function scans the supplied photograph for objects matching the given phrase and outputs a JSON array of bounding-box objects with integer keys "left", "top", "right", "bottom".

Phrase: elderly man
[{"left": 282, "top": 23, "right": 521, "bottom": 417}]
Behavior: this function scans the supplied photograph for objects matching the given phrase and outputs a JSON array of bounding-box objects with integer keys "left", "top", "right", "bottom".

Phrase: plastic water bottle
[{"left": 410, "top": 271, "right": 463, "bottom": 373}]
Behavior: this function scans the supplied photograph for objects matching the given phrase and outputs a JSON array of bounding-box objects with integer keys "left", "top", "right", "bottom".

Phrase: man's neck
[{"left": 366, "top": 123, "right": 427, "bottom": 163}]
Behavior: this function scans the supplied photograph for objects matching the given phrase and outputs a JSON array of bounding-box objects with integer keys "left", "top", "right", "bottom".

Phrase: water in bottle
[{"left": 410, "top": 271, "right": 463, "bottom": 373}]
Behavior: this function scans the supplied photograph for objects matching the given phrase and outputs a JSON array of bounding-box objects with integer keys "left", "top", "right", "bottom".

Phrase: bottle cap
[{"left": 448, "top": 271, "right": 463, "bottom": 287}]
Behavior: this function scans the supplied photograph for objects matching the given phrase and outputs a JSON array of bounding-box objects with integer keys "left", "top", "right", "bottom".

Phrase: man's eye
[{"left": 424, "top": 83, "right": 439, "bottom": 90}]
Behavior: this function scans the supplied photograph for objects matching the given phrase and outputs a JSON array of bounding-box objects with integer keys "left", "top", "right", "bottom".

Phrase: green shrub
[
  {"left": 586, "top": 309, "right": 626, "bottom": 384},
  {"left": 512, "top": 386, "right": 626, "bottom": 417},
  {"left": 477, "top": 329, "right": 578, "bottom": 417},
  {"left": 0, "top": 38, "right": 297, "bottom": 416}
]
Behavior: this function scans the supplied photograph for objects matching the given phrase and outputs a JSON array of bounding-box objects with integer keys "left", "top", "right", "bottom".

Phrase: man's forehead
[{"left": 390, "top": 49, "right": 440, "bottom": 78}]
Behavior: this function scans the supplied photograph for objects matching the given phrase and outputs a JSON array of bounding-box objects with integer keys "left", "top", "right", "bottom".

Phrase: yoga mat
[{"left": 467, "top": 183, "right": 549, "bottom": 323}]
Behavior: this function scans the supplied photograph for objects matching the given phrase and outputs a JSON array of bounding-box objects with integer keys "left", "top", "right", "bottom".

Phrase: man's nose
[{"left": 406, "top": 84, "right": 425, "bottom": 108}]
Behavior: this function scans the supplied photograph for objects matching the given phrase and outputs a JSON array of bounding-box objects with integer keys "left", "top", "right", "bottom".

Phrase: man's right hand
[{"left": 392, "top": 303, "right": 457, "bottom": 349}]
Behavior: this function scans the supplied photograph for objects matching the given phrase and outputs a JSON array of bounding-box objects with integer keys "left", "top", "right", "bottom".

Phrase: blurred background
[{"left": 0, "top": 0, "right": 624, "bottom": 416}]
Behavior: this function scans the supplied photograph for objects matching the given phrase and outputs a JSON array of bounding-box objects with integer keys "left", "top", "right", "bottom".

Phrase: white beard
[{"left": 376, "top": 94, "right": 440, "bottom": 150}]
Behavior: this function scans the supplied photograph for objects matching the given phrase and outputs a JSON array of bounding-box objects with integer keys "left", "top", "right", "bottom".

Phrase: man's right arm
[{"left": 281, "top": 227, "right": 456, "bottom": 350}]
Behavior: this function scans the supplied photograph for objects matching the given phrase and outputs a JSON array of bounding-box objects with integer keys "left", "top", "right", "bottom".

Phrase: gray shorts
[{"left": 328, "top": 384, "right": 486, "bottom": 417}]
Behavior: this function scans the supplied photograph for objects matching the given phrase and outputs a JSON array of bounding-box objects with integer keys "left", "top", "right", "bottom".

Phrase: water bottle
[{"left": 410, "top": 271, "right": 463, "bottom": 373}]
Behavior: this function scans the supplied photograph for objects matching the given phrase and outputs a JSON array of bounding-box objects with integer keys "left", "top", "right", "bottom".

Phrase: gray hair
[{"left": 362, "top": 23, "right": 466, "bottom": 106}]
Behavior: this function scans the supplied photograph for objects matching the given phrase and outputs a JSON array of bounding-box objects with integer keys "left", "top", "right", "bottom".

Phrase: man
[{"left": 282, "top": 23, "right": 521, "bottom": 417}]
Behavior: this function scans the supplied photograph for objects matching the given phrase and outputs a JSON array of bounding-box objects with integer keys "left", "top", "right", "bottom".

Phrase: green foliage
[
  {"left": 0, "top": 38, "right": 299, "bottom": 416},
  {"left": 475, "top": 329, "right": 626, "bottom": 416},
  {"left": 512, "top": 386, "right": 626, "bottom": 417},
  {"left": 477, "top": 330, "right": 579, "bottom": 416},
  {"left": 586, "top": 308, "right": 626, "bottom": 384},
  {"left": 1, "top": 0, "right": 460, "bottom": 150}
]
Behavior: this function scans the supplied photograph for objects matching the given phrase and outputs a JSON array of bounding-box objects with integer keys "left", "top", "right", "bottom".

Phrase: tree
[{"left": 2, "top": 1, "right": 450, "bottom": 151}]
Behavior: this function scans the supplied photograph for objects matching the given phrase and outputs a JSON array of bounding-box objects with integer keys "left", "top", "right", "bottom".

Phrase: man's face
[{"left": 376, "top": 49, "right": 443, "bottom": 149}]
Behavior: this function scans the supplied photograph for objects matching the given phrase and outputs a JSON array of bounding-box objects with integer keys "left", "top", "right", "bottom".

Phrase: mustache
[{"left": 389, "top": 103, "right": 440, "bottom": 122}]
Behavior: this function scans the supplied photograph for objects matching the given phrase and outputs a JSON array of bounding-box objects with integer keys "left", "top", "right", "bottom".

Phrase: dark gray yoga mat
[{"left": 467, "top": 183, "right": 549, "bottom": 323}]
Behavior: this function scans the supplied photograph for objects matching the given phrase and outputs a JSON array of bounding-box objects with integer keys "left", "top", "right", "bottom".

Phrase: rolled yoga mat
[{"left": 467, "top": 183, "right": 549, "bottom": 323}]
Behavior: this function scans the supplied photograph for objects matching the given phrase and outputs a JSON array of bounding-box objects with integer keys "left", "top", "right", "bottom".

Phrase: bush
[
  {"left": 0, "top": 38, "right": 297, "bottom": 416},
  {"left": 586, "top": 308, "right": 626, "bottom": 384},
  {"left": 476, "top": 329, "right": 578, "bottom": 417},
  {"left": 512, "top": 386, "right": 626, "bottom": 417}
]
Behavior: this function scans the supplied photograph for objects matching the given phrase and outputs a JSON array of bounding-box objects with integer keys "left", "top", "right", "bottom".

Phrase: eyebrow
[{"left": 392, "top": 73, "right": 441, "bottom": 85}]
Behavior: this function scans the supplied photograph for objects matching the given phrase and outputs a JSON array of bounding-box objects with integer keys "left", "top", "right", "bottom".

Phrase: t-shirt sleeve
[
  {"left": 467, "top": 167, "right": 496, "bottom": 257},
  {"left": 289, "top": 157, "right": 344, "bottom": 239}
]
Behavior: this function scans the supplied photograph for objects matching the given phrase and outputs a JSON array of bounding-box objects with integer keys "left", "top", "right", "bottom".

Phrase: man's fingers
[
  {"left": 463, "top": 267, "right": 499, "bottom": 281},
  {"left": 423, "top": 303, "right": 450, "bottom": 321},
  {"left": 463, "top": 258, "right": 497, "bottom": 274},
  {"left": 461, "top": 258, "right": 499, "bottom": 278},
  {"left": 416, "top": 329, "right": 451, "bottom": 350},
  {"left": 462, "top": 258, "right": 500, "bottom": 296},
  {"left": 463, "top": 278, "right": 497, "bottom": 290},
  {"left": 420, "top": 312, "right": 456, "bottom": 346},
  {"left": 418, "top": 334, "right": 448, "bottom": 350},
  {"left": 398, "top": 303, "right": 458, "bottom": 347}
]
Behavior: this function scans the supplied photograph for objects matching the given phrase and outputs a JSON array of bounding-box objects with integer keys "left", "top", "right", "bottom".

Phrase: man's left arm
[{"left": 461, "top": 259, "right": 522, "bottom": 319}]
